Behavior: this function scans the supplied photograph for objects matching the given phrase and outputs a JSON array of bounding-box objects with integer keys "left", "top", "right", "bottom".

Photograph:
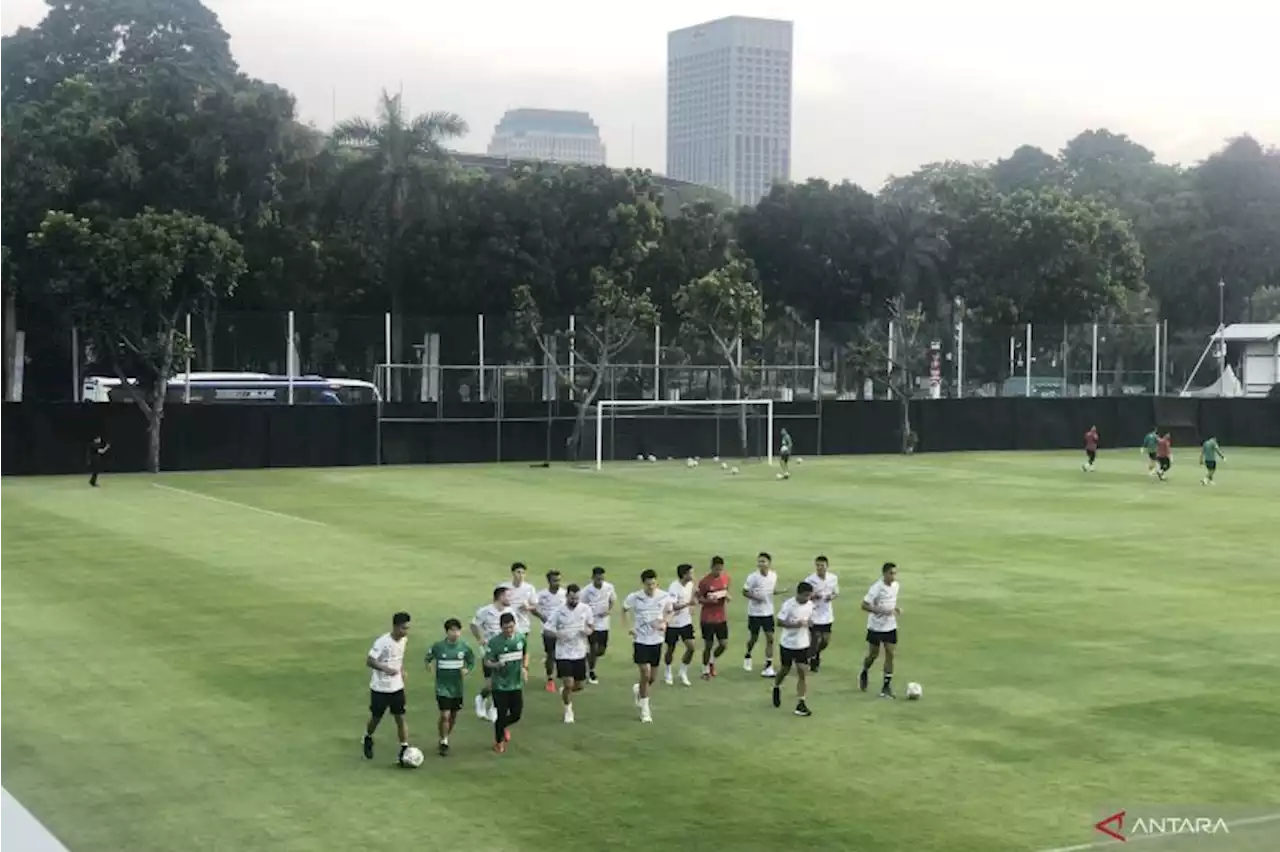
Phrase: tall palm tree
[{"left": 332, "top": 90, "right": 466, "bottom": 389}]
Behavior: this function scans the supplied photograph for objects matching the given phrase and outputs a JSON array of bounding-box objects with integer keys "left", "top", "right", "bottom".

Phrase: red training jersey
[
  {"left": 1156, "top": 436, "right": 1172, "bottom": 458},
  {"left": 697, "top": 572, "right": 731, "bottom": 624},
  {"left": 1084, "top": 429, "right": 1099, "bottom": 451}
]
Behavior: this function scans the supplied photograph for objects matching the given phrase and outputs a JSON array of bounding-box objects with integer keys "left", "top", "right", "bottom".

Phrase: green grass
[{"left": 3, "top": 450, "right": 1280, "bottom": 852}]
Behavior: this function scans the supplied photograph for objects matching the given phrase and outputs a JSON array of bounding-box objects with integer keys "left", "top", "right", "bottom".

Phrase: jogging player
[
  {"left": 779, "top": 428, "right": 793, "bottom": 479},
  {"left": 743, "top": 552, "right": 780, "bottom": 677},
  {"left": 1200, "top": 436, "right": 1226, "bottom": 485},
  {"left": 623, "top": 569, "right": 674, "bottom": 723},
  {"left": 363, "top": 611, "right": 411, "bottom": 762},
  {"left": 580, "top": 567, "right": 616, "bottom": 684},
  {"left": 663, "top": 563, "right": 697, "bottom": 686},
  {"left": 549, "top": 584, "right": 593, "bottom": 723},
  {"left": 424, "top": 618, "right": 475, "bottom": 755},
  {"left": 804, "top": 555, "right": 839, "bottom": 672},
  {"left": 1156, "top": 432, "right": 1173, "bottom": 481},
  {"left": 772, "top": 582, "right": 814, "bottom": 716},
  {"left": 535, "top": 570, "right": 567, "bottom": 692},
  {"left": 1083, "top": 425, "right": 1099, "bottom": 472},
  {"left": 470, "top": 586, "right": 512, "bottom": 721},
  {"left": 484, "top": 613, "right": 528, "bottom": 753},
  {"left": 697, "top": 556, "right": 731, "bottom": 678},
  {"left": 1142, "top": 426, "right": 1159, "bottom": 475},
  {"left": 860, "top": 563, "right": 901, "bottom": 698},
  {"left": 506, "top": 561, "right": 540, "bottom": 643}
]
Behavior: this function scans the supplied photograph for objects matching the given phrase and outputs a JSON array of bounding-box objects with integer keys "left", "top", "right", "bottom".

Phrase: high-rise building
[
  {"left": 486, "top": 108, "right": 607, "bottom": 166},
  {"left": 667, "top": 16, "right": 792, "bottom": 206}
]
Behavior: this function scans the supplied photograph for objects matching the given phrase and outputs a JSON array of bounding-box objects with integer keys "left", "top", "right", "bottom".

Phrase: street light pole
[{"left": 1218, "top": 279, "right": 1227, "bottom": 379}]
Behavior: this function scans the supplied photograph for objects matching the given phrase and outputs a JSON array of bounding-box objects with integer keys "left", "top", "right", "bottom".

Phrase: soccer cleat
[
  {"left": 879, "top": 687, "right": 895, "bottom": 699},
  {"left": 761, "top": 665, "right": 776, "bottom": 678},
  {"left": 362, "top": 735, "right": 374, "bottom": 760},
  {"left": 486, "top": 706, "right": 498, "bottom": 723},
  {"left": 743, "top": 657, "right": 753, "bottom": 672},
  {"left": 640, "top": 711, "right": 653, "bottom": 723},
  {"left": 493, "top": 742, "right": 506, "bottom": 754},
  {"left": 438, "top": 741, "right": 449, "bottom": 757},
  {"left": 679, "top": 672, "right": 692, "bottom": 687},
  {"left": 795, "top": 702, "right": 812, "bottom": 717},
  {"left": 587, "top": 672, "right": 599, "bottom": 685},
  {"left": 772, "top": 685, "right": 781, "bottom": 708},
  {"left": 397, "top": 744, "right": 408, "bottom": 764},
  {"left": 859, "top": 670, "right": 869, "bottom": 692},
  {"left": 545, "top": 679, "right": 556, "bottom": 693},
  {"left": 664, "top": 671, "right": 674, "bottom": 686},
  {"left": 474, "top": 695, "right": 486, "bottom": 719},
  {"left": 632, "top": 683, "right": 641, "bottom": 706},
  {"left": 810, "top": 657, "right": 821, "bottom": 673}
]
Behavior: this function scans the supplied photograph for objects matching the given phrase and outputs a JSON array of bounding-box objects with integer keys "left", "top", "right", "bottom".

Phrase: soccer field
[{"left": 3, "top": 450, "right": 1279, "bottom": 852}]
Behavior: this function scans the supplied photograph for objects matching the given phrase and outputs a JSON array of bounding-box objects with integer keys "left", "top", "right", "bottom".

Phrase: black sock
[
  {"left": 745, "top": 651, "right": 752, "bottom": 659},
  {"left": 765, "top": 658, "right": 772, "bottom": 668},
  {"left": 883, "top": 673, "right": 893, "bottom": 691}
]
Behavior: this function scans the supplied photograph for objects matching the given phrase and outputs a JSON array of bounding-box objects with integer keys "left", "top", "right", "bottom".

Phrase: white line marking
[
  {"left": 151, "top": 483, "right": 328, "bottom": 527},
  {"left": 1035, "top": 812, "right": 1280, "bottom": 852}
]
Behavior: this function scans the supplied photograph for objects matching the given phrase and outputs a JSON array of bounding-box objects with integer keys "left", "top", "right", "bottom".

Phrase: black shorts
[
  {"left": 780, "top": 646, "right": 810, "bottom": 667},
  {"left": 1086, "top": 449, "right": 1097, "bottom": 462},
  {"left": 633, "top": 643, "right": 662, "bottom": 667},
  {"left": 542, "top": 634, "right": 556, "bottom": 656},
  {"left": 866, "top": 629, "right": 898, "bottom": 646},
  {"left": 781, "top": 449, "right": 791, "bottom": 461},
  {"left": 1158, "top": 457, "right": 1171, "bottom": 471},
  {"left": 701, "top": 621, "right": 729, "bottom": 641},
  {"left": 810, "top": 623, "right": 832, "bottom": 636},
  {"left": 1205, "top": 460, "right": 1217, "bottom": 472},
  {"left": 748, "top": 615, "right": 776, "bottom": 636},
  {"left": 591, "top": 630, "right": 609, "bottom": 653},
  {"left": 370, "top": 689, "right": 406, "bottom": 718},
  {"left": 436, "top": 695, "right": 463, "bottom": 713},
  {"left": 1148, "top": 451, "right": 1158, "bottom": 460},
  {"left": 664, "top": 624, "right": 695, "bottom": 645},
  {"left": 556, "top": 658, "right": 588, "bottom": 681}
]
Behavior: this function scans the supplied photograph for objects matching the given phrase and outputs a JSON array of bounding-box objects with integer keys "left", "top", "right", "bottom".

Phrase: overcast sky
[{"left": 3, "top": 0, "right": 1277, "bottom": 188}]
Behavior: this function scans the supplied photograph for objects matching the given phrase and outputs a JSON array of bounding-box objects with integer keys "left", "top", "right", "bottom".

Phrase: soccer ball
[
  {"left": 796, "top": 457, "right": 804, "bottom": 464},
  {"left": 720, "top": 462, "right": 728, "bottom": 470},
  {"left": 399, "top": 746, "right": 425, "bottom": 767},
  {"left": 906, "top": 682, "right": 923, "bottom": 701},
  {"left": 635, "top": 454, "right": 644, "bottom": 461},
  {"left": 686, "top": 458, "right": 696, "bottom": 468},
  {"left": 647, "top": 454, "right": 657, "bottom": 463},
  {"left": 713, "top": 456, "right": 720, "bottom": 463},
  {"left": 730, "top": 466, "right": 740, "bottom": 475}
]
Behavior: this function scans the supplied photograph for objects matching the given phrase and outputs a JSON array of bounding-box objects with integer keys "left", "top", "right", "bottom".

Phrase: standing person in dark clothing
[{"left": 89, "top": 435, "right": 110, "bottom": 486}]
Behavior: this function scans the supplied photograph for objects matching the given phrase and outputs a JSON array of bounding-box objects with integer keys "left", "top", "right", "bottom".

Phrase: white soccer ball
[
  {"left": 686, "top": 458, "right": 695, "bottom": 468},
  {"left": 713, "top": 456, "right": 720, "bottom": 463},
  {"left": 730, "top": 466, "right": 740, "bottom": 475},
  {"left": 720, "top": 462, "right": 728, "bottom": 470},
  {"left": 906, "top": 682, "right": 923, "bottom": 701},
  {"left": 776, "top": 473, "right": 784, "bottom": 480},
  {"left": 400, "top": 746, "right": 425, "bottom": 767},
  {"left": 635, "top": 454, "right": 644, "bottom": 461},
  {"left": 647, "top": 454, "right": 657, "bottom": 463},
  {"left": 796, "top": 457, "right": 804, "bottom": 464}
]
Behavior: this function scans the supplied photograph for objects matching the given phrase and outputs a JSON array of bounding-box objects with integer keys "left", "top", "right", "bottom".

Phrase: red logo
[{"left": 1095, "top": 811, "right": 1126, "bottom": 842}]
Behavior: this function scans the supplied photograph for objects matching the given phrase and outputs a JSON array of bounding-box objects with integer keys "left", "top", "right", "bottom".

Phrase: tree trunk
[
  {"left": 568, "top": 368, "right": 604, "bottom": 463},
  {"left": 146, "top": 396, "right": 165, "bottom": 473},
  {"left": 201, "top": 309, "right": 215, "bottom": 371},
  {"left": 899, "top": 392, "right": 914, "bottom": 454},
  {"left": 729, "top": 365, "right": 749, "bottom": 457}
]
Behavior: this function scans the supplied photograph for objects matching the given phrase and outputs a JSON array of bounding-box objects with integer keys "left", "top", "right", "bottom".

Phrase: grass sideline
[{"left": 3, "top": 450, "right": 1279, "bottom": 852}]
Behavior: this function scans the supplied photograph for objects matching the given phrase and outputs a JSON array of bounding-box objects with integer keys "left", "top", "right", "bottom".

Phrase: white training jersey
[
  {"left": 864, "top": 579, "right": 900, "bottom": 632},
  {"left": 805, "top": 571, "right": 839, "bottom": 625},
  {"left": 743, "top": 570, "right": 779, "bottom": 617},
  {"left": 623, "top": 590, "right": 673, "bottom": 646},
  {"left": 549, "top": 602, "right": 594, "bottom": 660},
  {"left": 472, "top": 603, "right": 513, "bottom": 642},
  {"left": 777, "top": 598, "right": 815, "bottom": 650},
  {"left": 536, "top": 587, "right": 568, "bottom": 635},
  {"left": 367, "top": 633, "right": 407, "bottom": 693},
  {"left": 505, "top": 581, "right": 539, "bottom": 634},
  {"left": 581, "top": 581, "right": 617, "bottom": 631},
  {"left": 666, "top": 579, "right": 696, "bottom": 629}
]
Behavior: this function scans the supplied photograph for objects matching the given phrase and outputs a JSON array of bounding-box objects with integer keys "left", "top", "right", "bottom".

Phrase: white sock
[
  {"left": 665, "top": 664, "right": 672, "bottom": 676},
  {"left": 441, "top": 737, "right": 448, "bottom": 745},
  {"left": 640, "top": 697, "right": 650, "bottom": 711},
  {"left": 679, "top": 663, "right": 688, "bottom": 676}
]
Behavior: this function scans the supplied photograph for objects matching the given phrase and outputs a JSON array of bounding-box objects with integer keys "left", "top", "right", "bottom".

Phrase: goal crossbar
[{"left": 595, "top": 398, "right": 775, "bottom": 470}]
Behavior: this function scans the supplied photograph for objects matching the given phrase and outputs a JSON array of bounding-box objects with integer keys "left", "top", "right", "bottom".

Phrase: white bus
[{"left": 82, "top": 373, "right": 380, "bottom": 405}]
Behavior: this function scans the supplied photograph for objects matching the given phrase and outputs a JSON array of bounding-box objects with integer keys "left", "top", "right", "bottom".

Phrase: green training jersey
[
  {"left": 781, "top": 432, "right": 793, "bottom": 452},
  {"left": 485, "top": 633, "right": 527, "bottom": 692},
  {"left": 425, "top": 639, "right": 475, "bottom": 699},
  {"left": 1142, "top": 431, "right": 1158, "bottom": 452},
  {"left": 1202, "top": 438, "right": 1221, "bottom": 462}
]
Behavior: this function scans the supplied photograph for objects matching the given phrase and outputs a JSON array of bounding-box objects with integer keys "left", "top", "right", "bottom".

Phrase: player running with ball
[
  {"left": 364, "top": 611, "right": 411, "bottom": 762},
  {"left": 860, "top": 562, "right": 901, "bottom": 699},
  {"left": 623, "top": 569, "right": 674, "bottom": 723},
  {"left": 772, "top": 581, "right": 815, "bottom": 716}
]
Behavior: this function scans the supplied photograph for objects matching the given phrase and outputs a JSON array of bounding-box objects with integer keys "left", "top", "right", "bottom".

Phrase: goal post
[{"left": 594, "top": 399, "right": 775, "bottom": 470}]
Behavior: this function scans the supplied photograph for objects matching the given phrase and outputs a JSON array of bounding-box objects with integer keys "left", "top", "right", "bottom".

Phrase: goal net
[{"left": 593, "top": 399, "right": 775, "bottom": 470}]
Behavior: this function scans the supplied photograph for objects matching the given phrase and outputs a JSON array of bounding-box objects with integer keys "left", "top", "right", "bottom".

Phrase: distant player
[
  {"left": 663, "top": 563, "right": 697, "bottom": 686},
  {"left": 804, "top": 555, "right": 839, "bottom": 672},
  {"left": 772, "top": 581, "right": 814, "bottom": 716},
  {"left": 88, "top": 434, "right": 110, "bottom": 487},
  {"left": 535, "top": 570, "right": 567, "bottom": 692},
  {"left": 1082, "top": 425, "right": 1099, "bottom": 472},
  {"left": 1142, "top": 426, "right": 1160, "bottom": 475},
  {"left": 1200, "top": 436, "right": 1226, "bottom": 485},
  {"left": 506, "top": 561, "right": 540, "bottom": 643},
  {"left": 470, "top": 586, "right": 512, "bottom": 721},
  {"left": 779, "top": 428, "right": 793, "bottom": 479},
  {"left": 424, "top": 618, "right": 475, "bottom": 756},
  {"left": 623, "top": 569, "right": 673, "bottom": 723},
  {"left": 363, "top": 611, "right": 411, "bottom": 762},
  {"left": 1155, "top": 432, "right": 1173, "bottom": 481},
  {"left": 549, "top": 583, "right": 594, "bottom": 723},
  {"left": 697, "top": 556, "right": 732, "bottom": 678},
  {"left": 580, "top": 567, "right": 617, "bottom": 684},
  {"left": 860, "top": 563, "right": 900, "bottom": 698},
  {"left": 484, "top": 613, "right": 528, "bottom": 753},
  {"left": 743, "top": 552, "right": 780, "bottom": 677}
]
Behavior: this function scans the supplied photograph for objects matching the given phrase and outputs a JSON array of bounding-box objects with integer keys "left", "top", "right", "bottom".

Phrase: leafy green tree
[
  {"left": 30, "top": 209, "right": 245, "bottom": 470},
  {"left": 989, "top": 145, "right": 1062, "bottom": 194}
]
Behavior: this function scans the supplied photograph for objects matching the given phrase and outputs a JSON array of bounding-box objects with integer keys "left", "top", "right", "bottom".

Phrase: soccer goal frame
[{"left": 595, "top": 398, "right": 775, "bottom": 470}]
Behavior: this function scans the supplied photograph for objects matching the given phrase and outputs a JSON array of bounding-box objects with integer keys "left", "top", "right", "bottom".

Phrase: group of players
[
  {"left": 1082, "top": 425, "right": 1227, "bottom": 484},
  {"left": 363, "top": 555, "right": 903, "bottom": 761}
]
